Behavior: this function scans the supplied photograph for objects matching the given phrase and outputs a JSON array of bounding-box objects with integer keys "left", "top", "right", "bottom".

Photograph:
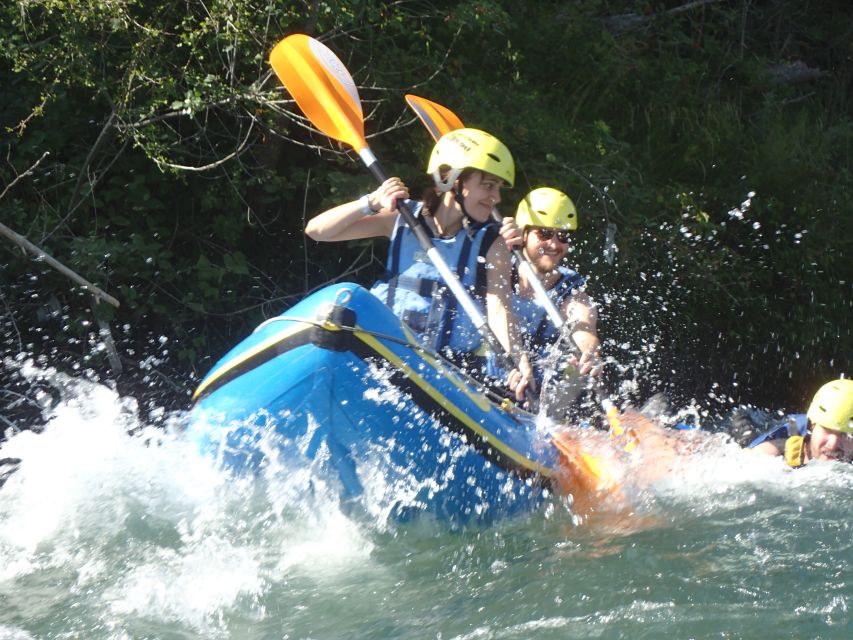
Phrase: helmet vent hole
[{"left": 487, "top": 153, "right": 502, "bottom": 163}]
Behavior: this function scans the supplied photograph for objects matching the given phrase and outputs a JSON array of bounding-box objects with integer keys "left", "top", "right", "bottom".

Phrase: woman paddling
[{"left": 305, "top": 128, "right": 533, "bottom": 400}]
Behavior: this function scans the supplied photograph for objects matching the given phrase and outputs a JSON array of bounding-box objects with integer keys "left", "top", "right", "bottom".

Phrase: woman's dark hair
[{"left": 422, "top": 168, "right": 479, "bottom": 215}]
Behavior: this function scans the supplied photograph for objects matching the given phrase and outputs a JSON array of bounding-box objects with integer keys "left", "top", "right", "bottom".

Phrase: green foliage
[{"left": 0, "top": 0, "right": 850, "bottom": 410}]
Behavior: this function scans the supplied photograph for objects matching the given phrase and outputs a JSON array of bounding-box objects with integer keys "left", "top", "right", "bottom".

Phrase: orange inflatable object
[{"left": 552, "top": 410, "right": 694, "bottom": 520}]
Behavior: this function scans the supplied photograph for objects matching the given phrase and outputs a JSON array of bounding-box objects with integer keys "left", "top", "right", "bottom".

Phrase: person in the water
[{"left": 747, "top": 378, "right": 853, "bottom": 467}]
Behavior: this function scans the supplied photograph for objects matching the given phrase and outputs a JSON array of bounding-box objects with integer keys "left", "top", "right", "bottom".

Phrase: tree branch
[
  {"left": 0, "top": 222, "right": 120, "bottom": 308},
  {"left": 605, "top": 0, "right": 722, "bottom": 32},
  {"left": 146, "top": 117, "right": 256, "bottom": 172},
  {"left": 66, "top": 111, "right": 117, "bottom": 216},
  {"left": 0, "top": 150, "right": 50, "bottom": 201}
]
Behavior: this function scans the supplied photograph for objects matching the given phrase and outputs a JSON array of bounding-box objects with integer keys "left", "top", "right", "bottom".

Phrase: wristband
[{"left": 359, "top": 194, "right": 378, "bottom": 216}]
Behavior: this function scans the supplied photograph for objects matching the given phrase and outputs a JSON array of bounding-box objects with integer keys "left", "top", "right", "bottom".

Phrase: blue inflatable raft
[{"left": 188, "top": 283, "right": 562, "bottom": 522}]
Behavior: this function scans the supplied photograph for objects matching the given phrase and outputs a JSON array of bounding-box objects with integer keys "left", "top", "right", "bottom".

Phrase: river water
[{"left": 1, "top": 363, "right": 851, "bottom": 639}]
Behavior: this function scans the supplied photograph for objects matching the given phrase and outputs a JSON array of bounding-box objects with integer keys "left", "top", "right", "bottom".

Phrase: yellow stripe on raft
[
  {"left": 355, "top": 330, "right": 557, "bottom": 479},
  {"left": 191, "top": 322, "right": 313, "bottom": 401}
]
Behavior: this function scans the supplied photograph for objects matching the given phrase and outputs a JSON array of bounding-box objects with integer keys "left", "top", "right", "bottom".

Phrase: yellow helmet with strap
[
  {"left": 427, "top": 128, "right": 515, "bottom": 192},
  {"left": 807, "top": 378, "right": 853, "bottom": 433},
  {"left": 515, "top": 187, "right": 578, "bottom": 231}
]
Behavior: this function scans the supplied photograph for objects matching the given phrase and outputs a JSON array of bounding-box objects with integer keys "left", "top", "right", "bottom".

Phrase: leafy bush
[{"left": 1, "top": 0, "right": 850, "bottom": 419}]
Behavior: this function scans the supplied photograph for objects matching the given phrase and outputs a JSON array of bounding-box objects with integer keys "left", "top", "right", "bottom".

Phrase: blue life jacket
[
  {"left": 512, "top": 265, "right": 586, "bottom": 360},
  {"left": 370, "top": 201, "right": 499, "bottom": 354},
  {"left": 746, "top": 413, "right": 808, "bottom": 448}
]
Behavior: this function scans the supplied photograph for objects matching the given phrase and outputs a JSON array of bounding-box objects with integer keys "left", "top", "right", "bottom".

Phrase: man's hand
[
  {"left": 566, "top": 350, "right": 604, "bottom": 377},
  {"left": 499, "top": 216, "right": 523, "bottom": 251},
  {"left": 507, "top": 354, "right": 537, "bottom": 404}
]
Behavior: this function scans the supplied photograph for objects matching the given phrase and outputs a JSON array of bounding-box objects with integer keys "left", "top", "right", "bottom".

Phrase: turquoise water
[{"left": 1, "top": 369, "right": 851, "bottom": 639}]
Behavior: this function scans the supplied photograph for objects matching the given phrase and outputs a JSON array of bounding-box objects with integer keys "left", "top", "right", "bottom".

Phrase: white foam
[{"left": 0, "top": 368, "right": 375, "bottom": 633}]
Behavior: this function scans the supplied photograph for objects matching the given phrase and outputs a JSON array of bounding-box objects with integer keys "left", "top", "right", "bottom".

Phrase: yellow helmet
[
  {"left": 515, "top": 187, "right": 578, "bottom": 231},
  {"left": 807, "top": 378, "right": 853, "bottom": 433},
  {"left": 427, "top": 128, "right": 515, "bottom": 192}
]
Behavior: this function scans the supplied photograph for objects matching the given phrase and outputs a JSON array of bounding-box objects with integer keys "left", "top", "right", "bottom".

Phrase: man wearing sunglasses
[{"left": 501, "top": 187, "right": 602, "bottom": 419}]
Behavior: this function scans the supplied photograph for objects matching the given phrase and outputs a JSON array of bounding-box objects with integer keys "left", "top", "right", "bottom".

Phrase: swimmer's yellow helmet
[
  {"left": 515, "top": 187, "right": 578, "bottom": 231},
  {"left": 427, "top": 128, "right": 515, "bottom": 192},
  {"left": 807, "top": 378, "right": 853, "bottom": 433}
]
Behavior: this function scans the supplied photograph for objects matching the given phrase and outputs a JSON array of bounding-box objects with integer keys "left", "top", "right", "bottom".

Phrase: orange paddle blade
[
  {"left": 269, "top": 34, "right": 367, "bottom": 152},
  {"left": 404, "top": 94, "right": 465, "bottom": 142}
]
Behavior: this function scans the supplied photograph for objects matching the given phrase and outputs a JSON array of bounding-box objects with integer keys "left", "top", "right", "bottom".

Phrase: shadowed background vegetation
[{"left": 2, "top": 0, "right": 851, "bottom": 425}]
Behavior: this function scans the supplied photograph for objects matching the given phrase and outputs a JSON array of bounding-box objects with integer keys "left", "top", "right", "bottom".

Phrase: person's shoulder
[
  {"left": 751, "top": 438, "right": 785, "bottom": 457},
  {"left": 559, "top": 270, "right": 590, "bottom": 301},
  {"left": 558, "top": 266, "right": 586, "bottom": 286},
  {"left": 390, "top": 200, "right": 424, "bottom": 231}
]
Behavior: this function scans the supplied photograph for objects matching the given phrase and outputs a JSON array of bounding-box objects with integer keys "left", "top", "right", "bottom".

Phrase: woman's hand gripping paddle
[
  {"left": 269, "top": 35, "right": 514, "bottom": 366},
  {"left": 405, "top": 94, "right": 623, "bottom": 425}
]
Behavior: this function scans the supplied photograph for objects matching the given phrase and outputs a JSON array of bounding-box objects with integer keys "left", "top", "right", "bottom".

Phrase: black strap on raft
[
  {"left": 194, "top": 328, "right": 316, "bottom": 403},
  {"left": 193, "top": 306, "right": 359, "bottom": 403},
  {"left": 309, "top": 305, "right": 357, "bottom": 351}
]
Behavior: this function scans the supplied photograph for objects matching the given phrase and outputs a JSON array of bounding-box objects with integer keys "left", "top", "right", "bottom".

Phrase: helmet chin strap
[
  {"left": 453, "top": 187, "right": 475, "bottom": 223},
  {"left": 434, "top": 169, "right": 479, "bottom": 227}
]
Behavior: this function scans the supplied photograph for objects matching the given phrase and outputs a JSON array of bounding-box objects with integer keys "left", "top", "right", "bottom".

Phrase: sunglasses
[{"left": 531, "top": 227, "right": 570, "bottom": 244}]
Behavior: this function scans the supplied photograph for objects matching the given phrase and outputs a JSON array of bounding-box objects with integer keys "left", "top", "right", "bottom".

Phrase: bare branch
[
  {"left": 0, "top": 150, "right": 50, "bottom": 201},
  {"left": 146, "top": 117, "right": 256, "bottom": 172},
  {"left": 0, "top": 221, "right": 120, "bottom": 308},
  {"left": 767, "top": 60, "right": 826, "bottom": 84},
  {"left": 11, "top": 93, "right": 51, "bottom": 137},
  {"left": 605, "top": 0, "right": 722, "bottom": 33},
  {"left": 65, "top": 111, "right": 117, "bottom": 216},
  {"left": 116, "top": 94, "right": 255, "bottom": 131},
  {"left": 43, "top": 135, "right": 131, "bottom": 243}
]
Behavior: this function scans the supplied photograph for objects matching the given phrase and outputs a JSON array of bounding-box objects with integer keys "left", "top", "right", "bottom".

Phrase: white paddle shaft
[{"left": 515, "top": 258, "right": 565, "bottom": 329}]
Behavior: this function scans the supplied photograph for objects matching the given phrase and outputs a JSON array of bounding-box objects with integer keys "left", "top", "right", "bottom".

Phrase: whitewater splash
[
  {"left": 2, "top": 362, "right": 851, "bottom": 638},
  {"left": 0, "top": 362, "right": 374, "bottom": 637}
]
